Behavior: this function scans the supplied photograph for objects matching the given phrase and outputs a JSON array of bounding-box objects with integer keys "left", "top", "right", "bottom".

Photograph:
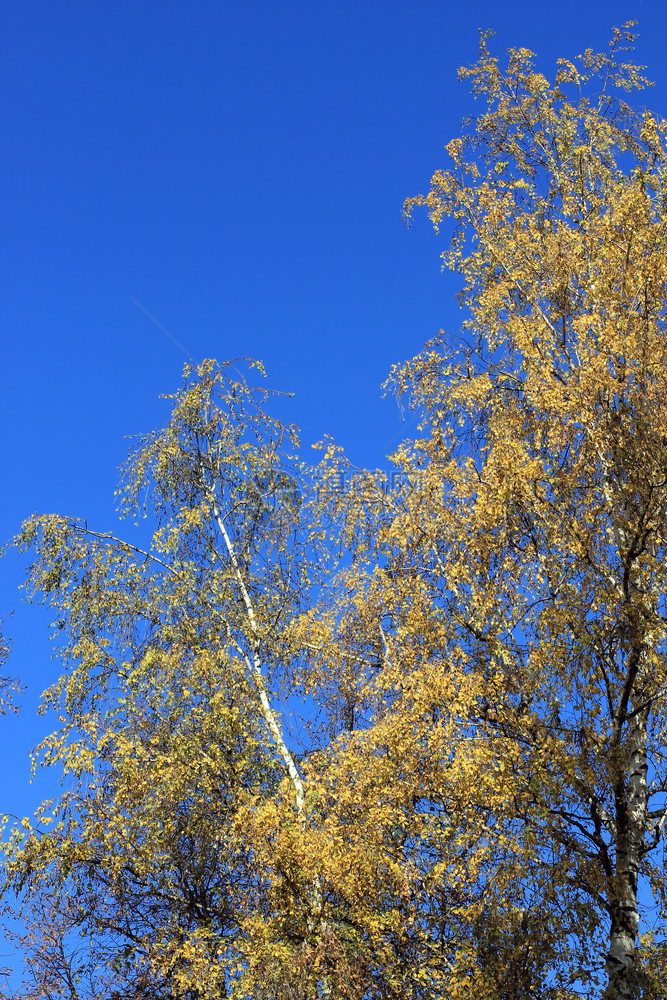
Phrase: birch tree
[
  {"left": 305, "top": 23, "right": 667, "bottom": 1000},
  {"left": 2, "top": 361, "right": 326, "bottom": 998}
]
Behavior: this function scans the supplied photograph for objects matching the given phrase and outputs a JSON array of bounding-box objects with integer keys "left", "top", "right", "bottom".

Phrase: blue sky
[{"left": 1, "top": 0, "right": 666, "bottom": 851}]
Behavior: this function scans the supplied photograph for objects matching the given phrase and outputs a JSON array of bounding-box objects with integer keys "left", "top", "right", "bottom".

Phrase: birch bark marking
[{"left": 208, "top": 488, "right": 305, "bottom": 816}]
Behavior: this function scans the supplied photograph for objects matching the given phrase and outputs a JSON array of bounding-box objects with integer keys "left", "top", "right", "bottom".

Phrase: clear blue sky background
[{"left": 1, "top": 0, "right": 666, "bottom": 906}]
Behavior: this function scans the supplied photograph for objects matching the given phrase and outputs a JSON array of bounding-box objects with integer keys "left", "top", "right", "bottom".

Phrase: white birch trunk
[
  {"left": 209, "top": 491, "right": 306, "bottom": 815},
  {"left": 605, "top": 692, "right": 648, "bottom": 999},
  {"left": 596, "top": 432, "right": 649, "bottom": 999},
  {"left": 210, "top": 488, "right": 331, "bottom": 996}
]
